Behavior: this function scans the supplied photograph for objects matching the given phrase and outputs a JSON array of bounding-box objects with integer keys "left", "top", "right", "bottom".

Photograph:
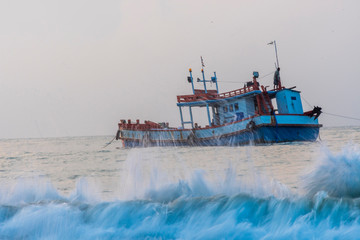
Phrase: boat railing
[
  {"left": 217, "top": 85, "right": 258, "bottom": 99},
  {"left": 177, "top": 93, "right": 217, "bottom": 103},
  {"left": 119, "top": 120, "right": 164, "bottom": 130},
  {"left": 177, "top": 84, "right": 259, "bottom": 103}
]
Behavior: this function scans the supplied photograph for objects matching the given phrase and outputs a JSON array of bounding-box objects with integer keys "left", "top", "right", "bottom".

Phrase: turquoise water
[{"left": 0, "top": 126, "right": 360, "bottom": 239}]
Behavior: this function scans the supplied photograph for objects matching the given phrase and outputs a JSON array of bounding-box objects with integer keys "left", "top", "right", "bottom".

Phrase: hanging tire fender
[
  {"left": 116, "top": 130, "right": 121, "bottom": 140},
  {"left": 142, "top": 131, "right": 150, "bottom": 146},
  {"left": 187, "top": 130, "right": 197, "bottom": 145},
  {"left": 246, "top": 120, "right": 256, "bottom": 132}
]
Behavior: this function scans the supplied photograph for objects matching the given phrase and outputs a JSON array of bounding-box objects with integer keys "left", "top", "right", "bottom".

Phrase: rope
[
  {"left": 300, "top": 95, "right": 360, "bottom": 121},
  {"left": 217, "top": 71, "right": 275, "bottom": 84},
  {"left": 217, "top": 80, "right": 248, "bottom": 84},
  {"left": 259, "top": 71, "right": 275, "bottom": 80},
  {"left": 298, "top": 93, "right": 360, "bottom": 122},
  {"left": 301, "top": 95, "right": 313, "bottom": 109},
  {"left": 103, "top": 135, "right": 116, "bottom": 148},
  {"left": 323, "top": 112, "right": 360, "bottom": 121}
]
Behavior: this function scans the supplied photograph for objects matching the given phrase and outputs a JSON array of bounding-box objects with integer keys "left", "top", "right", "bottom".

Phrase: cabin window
[
  {"left": 236, "top": 112, "right": 244, "bottom": 121},
  {"left": 234, "top": 103, "right": 239, "bottom": 111},
  {"left": 229, "top": 105, "right": 234, "bottom": 112},
  {"left": 223, "top": 106, "right": 228, "bottom": 113},
  {"left": 291, "top": 96, "right": 297, "bottom": 100}
]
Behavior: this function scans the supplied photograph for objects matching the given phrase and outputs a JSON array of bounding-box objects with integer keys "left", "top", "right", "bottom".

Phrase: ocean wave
[
  {"left": 0, "top": 164, "right": 360, "bottom": 239},
  {"left": 1, "top": 189, "right": 360, "bottom": 239},
  {"left": 2, "top": 142, "right": 360, "bottom": 239},
  {"left": 302, "top": 144, "right": 360, "bottom": 198}
]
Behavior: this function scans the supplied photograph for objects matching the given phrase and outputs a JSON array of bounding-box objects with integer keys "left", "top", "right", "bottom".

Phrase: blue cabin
[{"left": 276, "top": 89, "right": 303, "bottom": 114}]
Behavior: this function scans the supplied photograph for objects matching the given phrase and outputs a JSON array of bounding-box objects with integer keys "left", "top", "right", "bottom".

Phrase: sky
[{"left": 0, "top": 0, "right": 359, "bottom": 139}]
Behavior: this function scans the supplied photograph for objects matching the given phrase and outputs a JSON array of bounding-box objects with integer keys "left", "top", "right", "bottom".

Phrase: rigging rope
[
  {"left": 301, "top": 94, "right": 360, "bottom": 121},
  {"left": 103, "top": 135, "right": 116, "bottom": 148},
  {"left": 217, "top": 80, "right": 248, "bottom": 84},
  {"left": 259, "top": 71, "right": 275, "bottom": 79},
  {"left": 301, "top": 95, "right": 314, "bottom": 109},
  {"left": 217, "top": 71, "right": 275, "bottom": 84},
  {"left": 323, "top": 112, "right": 360, "bottom": 121}
]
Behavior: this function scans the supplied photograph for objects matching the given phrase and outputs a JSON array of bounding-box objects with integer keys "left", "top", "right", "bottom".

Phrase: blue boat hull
[
  {"left": 119, "top": 115, "right": 321, "bottom": 147},
  {"left": 190, "top": 125, "right": 320, "bottom": 146}
]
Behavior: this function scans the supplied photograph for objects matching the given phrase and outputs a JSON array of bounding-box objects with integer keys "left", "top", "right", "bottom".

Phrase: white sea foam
[
  {"left": 302, "top": 144, "right": 360, "bottom": 198},
  {"left": 0, "top": 177, "right": 63, "bottom": 205},
  {"left": 117, "top": 148, "right": 293, "bottom": 203},
  {"left": 0, "top": 177, "right": 101, "bottom": 206},
  {"left": 68, "top": 177, "right": 101, "bottom": 203},
  {"left": 0, "top": 130, "right": 359, "bottom": 239}
]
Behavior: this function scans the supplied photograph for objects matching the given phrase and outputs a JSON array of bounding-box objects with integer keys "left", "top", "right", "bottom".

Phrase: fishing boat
[
  {"left": 115, "top": 66, "right": 322, "bottom": 147},
  {"left": 116, "top": 42, "right": 321, "bottom": 147}
]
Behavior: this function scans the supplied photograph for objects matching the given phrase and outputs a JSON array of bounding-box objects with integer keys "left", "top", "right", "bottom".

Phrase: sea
[{"left": 1, "top": 126, "right": 360, "bottom": 239}]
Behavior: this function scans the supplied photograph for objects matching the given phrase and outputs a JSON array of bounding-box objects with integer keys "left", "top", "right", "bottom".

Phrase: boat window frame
[
  {"left": 234, "top": 103, "right": 239, "bottom": 111},
  {"left": 229, "top": 104, "right": 234, "bottom": 112}
]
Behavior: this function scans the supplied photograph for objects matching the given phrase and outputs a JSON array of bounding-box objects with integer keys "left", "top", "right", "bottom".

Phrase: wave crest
[{"left": 302, "top": 144, "right": 360, "bottom": 198}]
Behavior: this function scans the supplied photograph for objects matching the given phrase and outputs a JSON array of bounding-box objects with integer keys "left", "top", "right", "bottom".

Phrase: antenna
[
  {"left": 194, "top": 57, "right": 219, "bottom": 93},
  {"left": 274, "top": 40, "right": 280, "bottom": 68},
  {"left": 268, "top": 40, "right": 282, "bottom": 88},
  {"left": 200, "top": 56, "right": 207, "bottom": 93},
  {"left": 200, "top": 56, "right": 205, "bottom": 69},
  {"left": 268, "top": 40, "right": 280, "bottom": 68}
]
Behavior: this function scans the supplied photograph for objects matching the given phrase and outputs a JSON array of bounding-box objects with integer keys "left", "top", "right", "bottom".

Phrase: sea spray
[
  {"left": 0, "top": 177, "right": 63, "bottom": 205},
  {"left": 302, "top": 144, "right": 360, "bottom": 198},
  {"left": 2, "top": 149, "right": 360, "bottom": 239},
  {"left": 0, "top": 132, "right": 359, "bottom": 239},
  {"left": 68, "top": 177, "right": 100, "bottom": 203},
  {"left": 118, "top": 147, "right": 293, "bottom": 202}
]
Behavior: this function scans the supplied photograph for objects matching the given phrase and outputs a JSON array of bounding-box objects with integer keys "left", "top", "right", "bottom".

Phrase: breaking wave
[
  {"left": 2, "top": 145, "right": 360, "bottom": 239},
  {"left": 1, "top": 178, "right": 360, "bottom": 239},
  {"left": 302, "top": 144, "right": 360, "bottom": 198}
]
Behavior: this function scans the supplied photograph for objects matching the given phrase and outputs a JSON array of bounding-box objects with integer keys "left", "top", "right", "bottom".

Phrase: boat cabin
[{"left": 176, "top": 68, "right": 305, "bottom": 129}]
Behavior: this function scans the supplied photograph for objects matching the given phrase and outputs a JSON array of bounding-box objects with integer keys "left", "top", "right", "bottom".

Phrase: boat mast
[
  {"left": 213, "top": 72, "right": 219, "bottom": 93},
  {"left": 201, "top": 64, "right": 212, "bottom": 127},
  {"left": 200, "top": 57, "right": 212, "bottom": 127},
  {"left": 268, "top": 40, "right": 280, "bottom": 68},
  {"left": 180, "top": 58, "right": 219, "bottom": 129},
  {"left": 200, "top": 56, "right": 208, "bottom": 93},
  {"left": 274, "top": 40, "right": 280, "bottom": 68},
  {"left": 268, "top": 40, "right": 282, "bottom": 88},
  {"left": 189, "top": 68, "right": 195, "bottom": 94}
]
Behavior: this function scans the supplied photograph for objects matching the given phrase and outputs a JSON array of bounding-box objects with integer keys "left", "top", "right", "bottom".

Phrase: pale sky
[{"left": 0, "top": 0, "right": 359, "bottom": 138}]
